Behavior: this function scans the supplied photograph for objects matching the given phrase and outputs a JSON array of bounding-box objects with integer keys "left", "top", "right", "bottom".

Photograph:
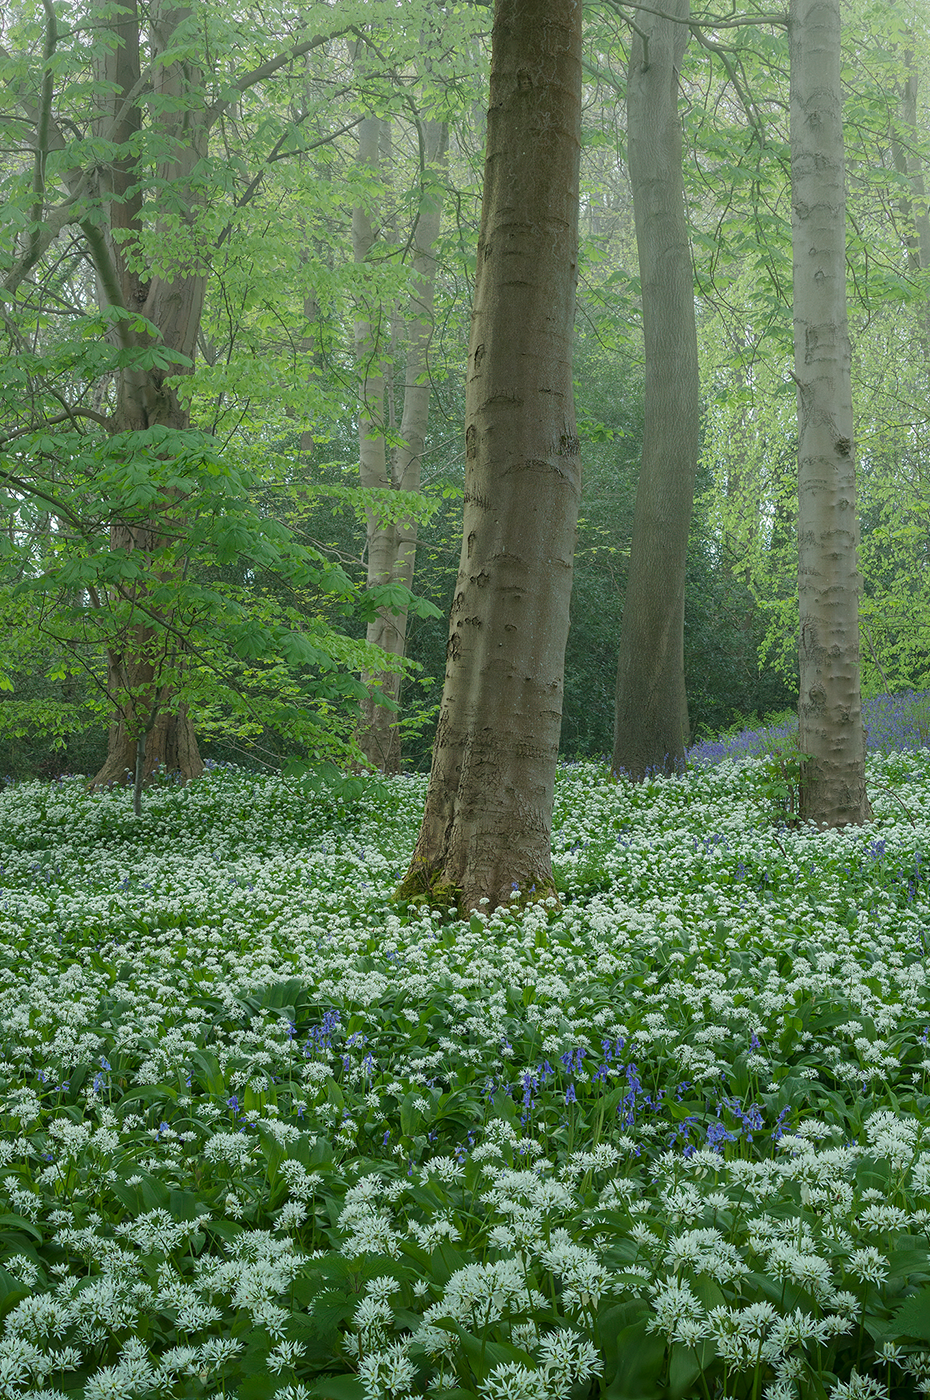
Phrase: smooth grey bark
[
  {"left": 611, "top": 0, "right": 700, "bottom": 780},
  {"left": 791, "top": 0, "right": 870, "bottom": 825},
  {"left": 398, "top": 0, "right": 582, "bottom": 914}
]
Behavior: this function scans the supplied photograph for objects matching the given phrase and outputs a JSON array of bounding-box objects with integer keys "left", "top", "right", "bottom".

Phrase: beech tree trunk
[
  {"left": 611, "top": 0, "right": 700, "bottom": 780},
  {"left": 791, "top": 0, "right": 870, "bottom": 825},
  {"left": 88, "top": 0, "right": 206, "bottom": 788},
  {"left": 356, "top": 120, "right": 449, "bottom": 773},
  {"left": 397, "top": 0, "right": 582, "bottom": 914}
]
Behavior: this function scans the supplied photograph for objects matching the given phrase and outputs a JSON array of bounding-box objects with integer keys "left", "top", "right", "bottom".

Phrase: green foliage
[
  {"left": 0, "top": 404, "right": 444, "bottom": 769},
  {"left": 753, "top": 730, "right": 812, "bottom": 825}
]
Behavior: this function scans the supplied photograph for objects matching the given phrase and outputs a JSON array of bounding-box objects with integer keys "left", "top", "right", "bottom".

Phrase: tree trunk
[
  {"left": 888, "top": 20, "right": 930, "bottom": 358},
  {"left": 356, "top": 120, "right": 449, "bottom": 772},
  {"left": 791, "top": 0, "right": 870, "bottom": 825},
  {"left": 88, "top": 0, "right": 206, "bottom": 789},
  {"left": 351, "top": 115, "right": 393, "bottom": 768},
  {"left": 611, "top": 0, "right": 700, "bottom": 780},
  {"left": 397, "top": 0, "right": 582, "bottom": 914},
  {"left": 94, "top": 701, "right": 202, "bottom": 789}
]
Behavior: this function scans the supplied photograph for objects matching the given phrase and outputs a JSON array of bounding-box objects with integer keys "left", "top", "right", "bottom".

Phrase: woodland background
[{"left": 0, "top": 0, "right": 927, "bottom": 782}]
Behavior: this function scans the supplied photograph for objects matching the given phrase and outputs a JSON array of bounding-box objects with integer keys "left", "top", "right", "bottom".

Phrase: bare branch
[
  {"left": 694, "top": 29, "right": 769, "bottom": 138},
  {"left": 266, "top": 111, "right": 364, "bottom": 163}
]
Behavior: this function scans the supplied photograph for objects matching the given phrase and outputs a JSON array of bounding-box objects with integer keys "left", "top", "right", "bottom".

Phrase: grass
[{"left": 0, "top": 693, "right": 929, "bottom": 1399}]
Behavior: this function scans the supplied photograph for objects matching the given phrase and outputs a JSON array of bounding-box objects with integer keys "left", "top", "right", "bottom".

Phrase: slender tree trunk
[
  {"left": 888, "top": 21, "right": 930, "bottom": 358},
  {"left": 611, "top": 0, "right": 700, "bottom": 780},
  {"left": 791, "top": 0, "right": 870, "bottom": 825},
  {"left": 89, "top": 0, "right": 206, "bottom": 788},
  {"left": 352, "top": 115, "right": 391, "bottom": 769},
  {"left": 356, "top": 120, "right": 449, "bottom": 772},
  {"left": 397, "top": 0, "right": 582, "bottom": 914}
]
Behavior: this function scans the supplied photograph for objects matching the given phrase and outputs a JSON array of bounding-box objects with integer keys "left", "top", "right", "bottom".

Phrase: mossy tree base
[{"left": 395, "top": 860, "right": 559, "bottom": 918}]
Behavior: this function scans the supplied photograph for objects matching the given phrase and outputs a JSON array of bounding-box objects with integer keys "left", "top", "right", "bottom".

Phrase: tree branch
[
  {"left": 0, "top": 467, "right": 89, "bottom": 531},
  {"left": 79, "top": 218, "right": 134, "bottom": 350},
  {"left": 3, "top": 174, "right": 93, "bottom": 295},
  {"left": 600, "top": 0, "right": 787, "bottom": 27},
  {"left": 694, "top": 29, "right": 771, "bottom": 140},
  {"left": 266, "top": 111, "right": 364, "bottom": 163},
  {"left": 0, "top": 407, "right": 111, "bottom": 450},
  {"left": 205, "top": 28, "right": 352, "bottom": 129}
]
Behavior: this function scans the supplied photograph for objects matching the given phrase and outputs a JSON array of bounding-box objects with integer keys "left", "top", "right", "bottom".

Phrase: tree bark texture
[
  {"left": 398, "top": 0, "right": 582, "bottom": 913},
  {"left": 355, "top": 121, "right": 449, "bottom": 773},
  {"left": 611, "top": 0, "right": 700, "bottom": 780},
  {"left": 89, "top": 0, "right": 207, "bottom": 788},
  {"left": 791, "top": 0, "right": 870, "bottom": 826}
]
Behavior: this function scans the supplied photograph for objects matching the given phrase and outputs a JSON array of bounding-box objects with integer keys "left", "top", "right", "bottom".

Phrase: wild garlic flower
[
  {"left": 417, "top": 1258, "right": 544, "bottom": 1338},
  {"left": 276, "top": 1201, "right": 308, "bottom": 1230},
  {"left": 847, "top": 1247, "right": 890, "bottom": 1284},
  {"left": 358, "top": 1340, "right": 416, "bottom": 1399},
  {"left": 339, "top": 1211, "right": 401, "bottom": 1259},
  {"left": 663, "top": 1228, "right": 748, "bottom": 1282},
  {"left": 828, "top": 1370, "right": 888, "bottom": 1399},
  {"left": 647, "top": 1275, "right": 706, "bottom": 1337},
  {"left": 267, "top": 1340, "right": 306, "bottom": 1373},
  {"left": 353, "top": 1295, "right": 394, "bottom": 1341},
  {"left": 479, "top": 1360, "right": 547, "bottom": 1400}
]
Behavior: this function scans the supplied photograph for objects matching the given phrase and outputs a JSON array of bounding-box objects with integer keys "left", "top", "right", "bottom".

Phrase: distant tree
[
  {"left": 790, "top": 0, "right": 871, "bottom": 824},
  {"left": 352, "top": 110, "right": 449, "bottom": 773},
  {"left": 398, "top": 0, "right": 583, "bottom": 913},
  {"left": 610, "top": 0, "right": 700, "bottom": 779}
]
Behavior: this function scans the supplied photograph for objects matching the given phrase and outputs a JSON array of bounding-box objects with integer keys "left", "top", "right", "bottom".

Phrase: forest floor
[{"left": 0, "top": 705, "right": 928, "bottom": 1398}]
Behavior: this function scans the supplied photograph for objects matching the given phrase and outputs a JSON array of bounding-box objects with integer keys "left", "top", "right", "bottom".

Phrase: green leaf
[
  {"left": 454, "top": 1329, "right": 538, "bottom": 1383},
  {"left": 168, "top": 1190, "right": 204, "bottom": 1222},
  {"left": 236, "top": 1377, "right": 281, "bottom": 1400},
  {"left": 669, "top": 1338, "right": 714, "bottom": 1399},
  {"left": 891, "top": 1287, "right": 930, "bottom": 1341},
  {"left": 308, "top": 1377, "right": 367, "bottom": 1400},
  {"left": 305, "top": 1292, "right": 357, "bottom": 1338},
  {"left": 0, "top": 1267, "right": 29, "bottom": 1320},
  {"left": 189, "top": 1049, "right": 226, "bottom": 1095},
  {"left": 604, "top": 1319, "right": 665, "bottom": 1397},
  {"left": 0, "top": 1214, "right": 42, "bottom": 1243},
  {"left": 400, "top": 1088, "right": 424, "bottom": 1137},
  {"left": 116, "top": 1083, "right": 177, "bottom": 1113}
]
